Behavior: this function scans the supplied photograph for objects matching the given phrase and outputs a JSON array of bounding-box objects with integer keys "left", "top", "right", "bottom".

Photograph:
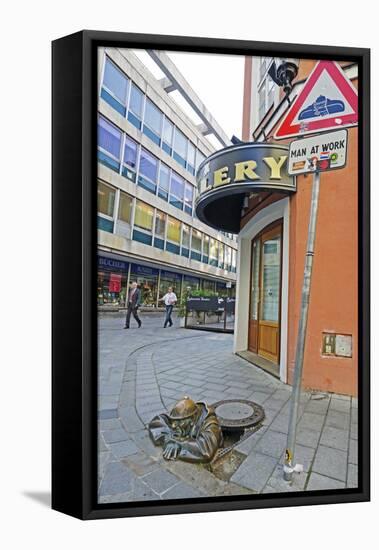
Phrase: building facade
[
  {"left": 97, "top": 48, "right": 238, "bottom": 307},
  {"left": 196, "top": 57, "right": 358, "bottom": 396}
]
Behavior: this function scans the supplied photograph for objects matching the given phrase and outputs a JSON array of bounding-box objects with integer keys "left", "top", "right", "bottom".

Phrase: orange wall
[{"left": 286, "top": 127, "right": 358, "bottom": 395}]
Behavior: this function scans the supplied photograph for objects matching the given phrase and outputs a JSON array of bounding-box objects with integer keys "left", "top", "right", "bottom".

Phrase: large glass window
[
  {"left": 187, "top": 142, "right": 196, "bottom": 175},
  {"left": 154, "top": 210, "right": 166, "bottom": 250},
  {"left": 209, "top": 238, "right": 219, "bottom": 267},
  {"left": 162, "top": 117, "right": 174, "bottom": 155},
  {"left": 128, "top": 83, "right": 144, "bottom": 129},
  {"left": 138, "top": 148, "right": 158, "bottom": 194},
  {"left": 130, "top": 265, "right": 158, "bottom": 306},
  {"left": 181, "top": 224, "right": 190, "bottom": 258},
  {"left": 122, "top": 136, "right": 138, "bottom": 182},
  {"left": 159, "top": 270, "right": 182, "bottom": 300},
  {"left": 191, "top": 229, "right": 202, "bottom": 261},
  {"left": 143, "top": 98, "right": 163, "bottom": 145},
  {"left": 169, "top": 172, "right": 184, "bottom": 210},
  {"left": 184, "top": 275, "right": 200, "bottom": 293},
  {"left": 173, "top": 127, "right": 187, "bottom": 168},
  {"left": 202, "top": 235, "right": 209, "bottom": 263},
  {"left": 116, "top": 191, "right": 133, "bottom": 238},
  {"left": 219, "top": 242, "right": 225, "bottom": 269},
  {"left": 196, "top": 150, "right": 206, "bottom": 171},
  {"left": 98, "top": 116, "right": 122, "bottom": 172},
  {"left": 133, "top": 200, "right": 154, "bottom": 245},
  {"left": 224, "top": 246, "right": 232, "bottom": 271},
  {"left": 184, "top": 183, "right": 194, "bottom": 215},
  {"left": 166, "top": 217, "right": 181, "bottom": 255},
  {"left": 97, "top": 181, "right": 115, "bottom": 233},
  {"left": 101, "top": 58, "right": 129, "bottom": 116},
  {"left": 158, "top": 163, "right": 170, "bottom": 201}
]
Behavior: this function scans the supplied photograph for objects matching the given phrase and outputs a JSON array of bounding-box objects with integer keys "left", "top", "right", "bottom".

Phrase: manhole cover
[{"left": 212, "top": 399, "right": 265, "bottom": 431}]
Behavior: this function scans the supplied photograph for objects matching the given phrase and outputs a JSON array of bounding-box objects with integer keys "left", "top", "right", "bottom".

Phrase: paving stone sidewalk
[{"left": 98, "top": 312, "right": 358, "bottom": 503}]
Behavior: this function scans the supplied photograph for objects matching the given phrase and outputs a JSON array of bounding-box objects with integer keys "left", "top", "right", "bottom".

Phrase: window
[
  {"left": 184, "top": 275, "right": 200, "bottom": 293},
  {"left": 257, "top": 57, "right": 275, "bottom": 122},
  {"left": 181, "top": 224, "right": 190, "bottom": 258},
  {"left": 225, "top": 246, "right": 232, "bottom": 271},
  {"left": 187, "top": 142, "right": 196, "bottom": 175},
  {"left": 166, "top": 217, "right": 181, "bottom": 255},
  {"left": 154, "top": 210, "right": 166, "bottom": 250},
  {"left": 173, "top": 127, "right": 187, "bottom": 168},
  {"left": 159, "top": 270, "right": 182, "bottom": 299},
  {"left": 128, "top": 83, "right": 144, "bottom": 129},
  {"left": 116, "top": 191, "right": 133, "bottom": 238},
  {"left": 122, "top": 136, "right": 138, "bottom": 181},
  {"left": 219, "top": 242, "right": 225, "bottom": 269},
  {"left": 209, "top": 238, "right": 219, "bottom": 267},
  {"left": 231, "top": 248, "right": 237, "bottom": 272},
  {"left": 202, "top": 235, "right": 209, "bottom": 263},
  {"left": 133, "top": 200, "right": 154, "bottom": 245},
  {"left": 101, "top": 58, "right": 129, "bottom": 116},
  {"left": 98, "top": 116, "right": 122, "bottom": 172},
  {"left": 191, "top": 229, "right": 202, "bottom": 261},
  {"left": 162, "top": 117, "right": 174, "bottom": 155},
  {"left": 196, "top": 150, "right": 206, "bottom": 170},
  {"left": 143, "top": 99, "right": 163, "bottom": 145},
  {"left": 138, "top": 148, "right": 158, "bottom": 194},
  {"left": 184, "top": 183, "right": 194, "bottom": 215},
  {"left": 169, "top": 172, "right": 185, "bottom": 210},
  {"left": 118, "top": 192, "right": 132, "bottom": 223},
  {"left": 202, "top": 279, "right": 215, "bottom": 292},
  {"left": 97, "top": 181, "right": 115, "bottom": 233},
  {"left": 158, "top": 163, "right": 170, "bottom": 201}
]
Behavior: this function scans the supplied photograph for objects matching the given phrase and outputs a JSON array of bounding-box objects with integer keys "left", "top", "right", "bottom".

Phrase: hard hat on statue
[{"left": 169, "top": 397, "right": 199, "bottom": 420}]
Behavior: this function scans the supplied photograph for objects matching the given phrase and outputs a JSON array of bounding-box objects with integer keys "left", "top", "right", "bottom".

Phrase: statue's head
[{"left": 169, "top": 397, "right": 199, "bottom": 439}]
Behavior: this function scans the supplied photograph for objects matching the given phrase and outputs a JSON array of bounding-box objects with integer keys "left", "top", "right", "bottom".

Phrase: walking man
[
  {"left": 124, "top": 281, "right": 142, "bottom": 329},
  {"left": 159, "top": 286, "right": 177, "bottom": 328}
]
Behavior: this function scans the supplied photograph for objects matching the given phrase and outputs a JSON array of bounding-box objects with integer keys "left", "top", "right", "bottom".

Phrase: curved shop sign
[{"left": 195, "top": 143, "right": 295, "bottom": 232}]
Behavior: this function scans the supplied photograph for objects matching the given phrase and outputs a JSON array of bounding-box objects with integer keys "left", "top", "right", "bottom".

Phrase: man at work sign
[{"left": 288, "top": 129, "right": 348, "bottom": 175}]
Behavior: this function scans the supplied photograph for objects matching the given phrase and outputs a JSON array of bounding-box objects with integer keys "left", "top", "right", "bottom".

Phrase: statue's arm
[
  {"left": 148, "top": 414, "right": 171, "bottom": 446},
  {"left": 177, "top": 423, "right": 222, "bottom": 462}
]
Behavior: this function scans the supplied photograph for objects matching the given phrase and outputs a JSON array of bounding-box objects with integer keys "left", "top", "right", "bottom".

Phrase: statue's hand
[{"left": 162, "top": 441, "right": 181, "bottom": 460}]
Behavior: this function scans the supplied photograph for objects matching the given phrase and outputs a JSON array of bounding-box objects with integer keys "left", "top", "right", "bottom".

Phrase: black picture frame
[{"left": 52, "top": 30, "right": 370, "bottom": 520}]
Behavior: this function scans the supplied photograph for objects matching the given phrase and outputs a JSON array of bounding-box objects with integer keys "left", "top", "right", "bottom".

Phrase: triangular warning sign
[{"left": 274, "top": 61, "right": 358, "bottom": 140}]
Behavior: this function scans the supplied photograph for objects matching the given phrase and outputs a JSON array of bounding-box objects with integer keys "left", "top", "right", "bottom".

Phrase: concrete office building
[{"left": 97, "top": 48, "right": 238, "bottom": 308}]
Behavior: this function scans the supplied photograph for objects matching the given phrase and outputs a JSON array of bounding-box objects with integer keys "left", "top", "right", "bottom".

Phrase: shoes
[
  {"left": 123, "top": 326, "right": 129, "bottom": 329},
  {"left": 138, "top": 323, "right": 142, "bottom": 328}
]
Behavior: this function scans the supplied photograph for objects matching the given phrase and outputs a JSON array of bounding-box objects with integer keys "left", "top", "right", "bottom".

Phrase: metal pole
[{"left": 283, "top": 171, "right": 321, "bottom": 481}]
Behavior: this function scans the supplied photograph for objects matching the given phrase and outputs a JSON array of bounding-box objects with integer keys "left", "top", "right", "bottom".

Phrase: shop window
[
  {"left": 162, "top": 117, "right": 174, "bottom": 156},
  {"left": 184, "top": 183, "right": 194, "bottom": 215},
  {"left": 143, "top": 98, "right": 163, "bottom": 146},
  {"left": 130, "top": 265, "right": 158, "bottom": 306},
  {"left": 128, "top": 83, "right": 144, "bottom": 129},
  {"left": 159, "top": 270, "right": 182, "bottom": 300},
  {"left": 122, "top": 136, "right": 138, "bottom": 182},
  {"left": 154, "top": 210, "right": 166, "bottom": 250},
  {"left": 101, "top": 57, "right": 129, "bottom": 116},
  {"left": 181, "top": 224, "right": 190, "bottom": 258},
  {"left": 191, "top": 229, "right": 202, "bottom": 262},
  {"left": 209, "top": 238, "right": 219, "bottom": 267},
  {"left": 158, "top": 163, "right": 170, "bottom": 201},
  {"left": 183, "top": 275, "right": 200, "bottom": 293},
  {"left": 138, "top": 148, "right": 158, "bottom": 194},
  {"left": 133, "top": 200, "right": 154, "bottom": 245},
  {"left": 166, "top": 217, "right": 181, "bottom": 255},
  {"left": 98, "top": 116, "right": 122, "bottom": 172},
  {"left": 169, "top": 171, "right": 184, "bottom": 210},
  {"left": 98, "top": 268, "right": 128, "bottom": 306},
  {"left": 202, "top": 235, "right": 209, "bottom": 264},
  {"left": 202, "top": 279, "right": 215, "bottom": 292},
  {"left": 173, "top": 127, "right": 187, "bottom": 168}
]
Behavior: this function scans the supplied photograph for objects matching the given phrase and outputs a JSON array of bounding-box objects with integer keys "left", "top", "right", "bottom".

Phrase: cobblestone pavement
[{"left": 98, "top": 312, "right": 358, "bottom": 503}]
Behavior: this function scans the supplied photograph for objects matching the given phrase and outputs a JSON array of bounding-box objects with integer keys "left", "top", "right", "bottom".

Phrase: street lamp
[{"left": 268, "top": 58, "right": 300, "bottom": 96}]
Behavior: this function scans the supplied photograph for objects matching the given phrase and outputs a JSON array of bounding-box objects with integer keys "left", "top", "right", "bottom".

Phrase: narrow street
[{"left": 98, "top": 312, "right": 358, "bottom": 502}]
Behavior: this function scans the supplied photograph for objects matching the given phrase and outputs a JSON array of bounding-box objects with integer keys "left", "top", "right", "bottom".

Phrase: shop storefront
[
  {"left": 97, "top": 256, "right": 129, "bottom": 305},
  {"left": 130, "top": 263, "right": 159, "bottom": 307}
]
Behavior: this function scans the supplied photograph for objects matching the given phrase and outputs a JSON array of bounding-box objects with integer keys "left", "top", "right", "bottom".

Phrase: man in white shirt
[{"left": 159, "top": 286, "right": 177, "bottom": 328}]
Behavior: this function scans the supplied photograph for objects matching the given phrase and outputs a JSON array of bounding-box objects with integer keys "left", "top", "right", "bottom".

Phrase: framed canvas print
[{"left": 52, "top": 30, "right": 370, "bottom": 520}]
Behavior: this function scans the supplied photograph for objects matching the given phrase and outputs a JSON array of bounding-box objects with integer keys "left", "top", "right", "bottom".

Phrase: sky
[{"left": 133, "top": 49, "right": 245, "bottom": 147}]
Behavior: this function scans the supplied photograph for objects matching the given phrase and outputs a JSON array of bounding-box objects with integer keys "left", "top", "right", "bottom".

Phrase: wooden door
[{"left": 248, "top": 222, "right": 282, "bottom": 364}]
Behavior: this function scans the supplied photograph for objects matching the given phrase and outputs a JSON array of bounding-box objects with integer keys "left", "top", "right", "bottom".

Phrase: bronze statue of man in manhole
[{"left": 148, "top": 396, "right": 223, "bottom": 463}]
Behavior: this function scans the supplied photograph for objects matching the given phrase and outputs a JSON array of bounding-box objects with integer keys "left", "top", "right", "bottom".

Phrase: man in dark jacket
[{"left": 124, "top": 281, "right": 142, "bottom": 329}]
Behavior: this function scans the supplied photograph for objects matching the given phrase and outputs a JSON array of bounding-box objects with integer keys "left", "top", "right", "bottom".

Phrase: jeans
[{"left": 164, "top": 305, "right": 174, "bottom": 327}]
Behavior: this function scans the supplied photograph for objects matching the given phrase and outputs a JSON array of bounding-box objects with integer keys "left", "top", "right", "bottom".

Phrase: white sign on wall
[{"left": 288, "top": 129, "right": 348, "bottom": 175}]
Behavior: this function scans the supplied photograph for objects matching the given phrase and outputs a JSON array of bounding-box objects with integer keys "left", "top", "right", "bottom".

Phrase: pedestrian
[
  {"left": 124, "top": 281, "right": 142, "bottom": 329},
  {"left": 159, "top": 286, "right": 177, "bottom": 328}
]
